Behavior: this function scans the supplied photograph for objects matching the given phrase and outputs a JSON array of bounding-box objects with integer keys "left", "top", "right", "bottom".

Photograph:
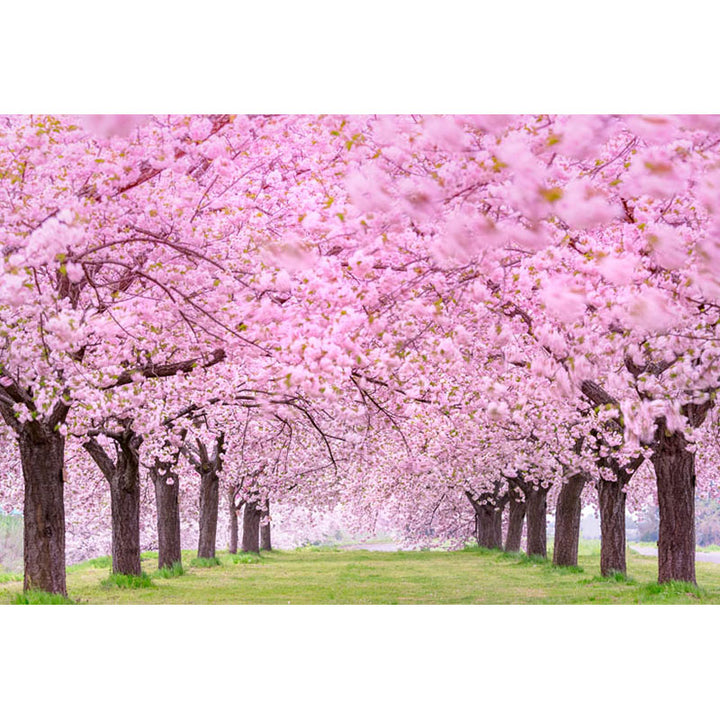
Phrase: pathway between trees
[
  {"left": 630, "top": 544, "right": 720, "bottom": 564},
  {"left": 341, "top": 543, "right": 400, "bottom": 552}
]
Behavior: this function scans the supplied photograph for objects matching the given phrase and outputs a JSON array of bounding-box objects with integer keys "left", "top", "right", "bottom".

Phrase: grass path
[{"left": 2, "top": 543, "right": 720, "bottom": 604}]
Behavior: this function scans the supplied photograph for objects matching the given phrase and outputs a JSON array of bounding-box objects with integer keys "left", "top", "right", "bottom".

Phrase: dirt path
[{"left": 630, "top": 544, "right": 720, "bottom": 564}]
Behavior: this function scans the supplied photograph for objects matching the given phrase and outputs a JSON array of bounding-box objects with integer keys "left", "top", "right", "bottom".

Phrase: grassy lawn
[{"left": 2, "top": 542, "right": 720, "bottom": 604}]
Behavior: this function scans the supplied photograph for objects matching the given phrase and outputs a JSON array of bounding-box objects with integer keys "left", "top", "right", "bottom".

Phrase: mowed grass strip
[{"left": 2, "top": 543, "right": 720, "bottom": 604}]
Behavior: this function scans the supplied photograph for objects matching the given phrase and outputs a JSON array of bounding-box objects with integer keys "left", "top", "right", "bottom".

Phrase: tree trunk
[
  {"left": 466, "top": 489, "right": 503, "bottom": 550},
  {"left": 260, "top": 502, "right": 272, "bottom": 551},
  {"left": 242, "top": 501, "right": 261, "bottom": 553},
  {"left": 151, "top": 461, "right": 182, "bottom": 570},
  {"left": 228, "top": 489, "right": 240, "bottom": 554},
  {"left": 475, "top": 506, "right": 490, "bottom": 548},
  {"left": 84, "top": 432, "right": 142, "bottom": 577},
  {"left": 476, "top": 505, "right": 502, "bottom": 549},
  {"left": 18, "top": 423, "right": 67, "bottom": 595},
  {"left": 108, "top": 477, "right": 141, "bottom": 576},
  {"left": 597, "top": 478, "right": 627, "bottom": 576},
  {"left": 197, "top": 470, "right": 219, "bottom": 559},
  {"left": 525, "top": 485, "right": 548, "bottom": 558},
  {"left": 505, "top": 490, "right": 526, "bottom": 553},
  {"left": 553, "top": 472, "right": 587, "bottom": 567},
  {"left": 652, "top": 431, "right": 696, "bottom": 584}
]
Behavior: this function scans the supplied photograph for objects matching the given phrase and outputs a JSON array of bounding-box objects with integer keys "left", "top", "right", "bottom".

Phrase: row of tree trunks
[
  {"left": 11, "top": 415, "right": 274, "bottom": 594},
  {"left": 582, "top": 378, "right": 710, "bottom": 584},
  {"left": 226, "top": 492, "right": 272, "bottom": 553},
  {"left": 13, "top": 417, "right": 702, "bottom": 592}
]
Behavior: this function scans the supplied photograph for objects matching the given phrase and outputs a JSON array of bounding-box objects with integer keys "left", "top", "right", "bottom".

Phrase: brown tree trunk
[
  {"left": 108, "top": 474, "right": 141, "bottom": 576},
  {"left": 595, "top": 452, "right": 645, "bottom": 577},
  {"left": 184, "top": 433, "right": 224, "bottom": 560},
  {"left": 228, "top": 488, "right": 240, "bottom": 554},
  {"left": 597, "top": 478, "right": 627, "bottom": 576},
  {"left": 466, "top": 489, "right": 503, "bottom": 550},
  {"left": 151, "top": 459, "right": 182, "bottom": 570},
  {"left": 84, "top": 431, "right": 142, "bottom": 576},
  {"left": 652, "top": 430, "right": 696, "bottom": 584},
  {"left": 505, "top": 490, "right": 526, "bottom": 553},
  {"left": 476, "top": 505, "right": 502, "bottom": 549},
  {"left": 18, "top": 423, "right": 67, "bottom": 595},
  {"left": 525, "top": 485, "right": 549, "bottom": 558},
  {"left": 486, "top": 507, "right": 503, "bottom": 548},
  {"left": 553, "top": 472, "right": 587, "bottom": 567},
  {"left": 260, "top": 502, "right": 272, "bottom": 551},
  {"left": 197, "top": 470, "right": 219, "bottom": 559},
  {"left": 242, "top": 501, "right": 261, "bottom": 553}
]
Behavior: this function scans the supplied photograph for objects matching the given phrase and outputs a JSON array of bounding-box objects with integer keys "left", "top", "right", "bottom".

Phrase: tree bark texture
[
  {"left": 242, "top": 501, "right": 261, "bottom": 553},
  {"left": 465, "top": 488, "right": 504, "bottom": 550},
  {"left": 476, "top": 505, "right": 503, "bottom": 549},
  {"left": 504, "top": 480, "right": 525, "bottom": 553},
  {"left": 84, "top": 430, "right": 143, "bottom": 576},
  {"left": 553, "top": 472, "right": 587, "bottom": 567},
  {"left": 197, "top": 469, "right": 220, "bottom": 559},
  {"left": 151, "top": 458, "right": 182, "bottom": 569},
  {"left": 260, "top": 502, "right": 272, "bottom": 551},
  {"left": 184, "top": 434, "right": 224, "bottom": 560},
  {"left": 525, "top": 485, "right": 549, "bottom": 558},
  {"left": 228, "top": 488, "right": 241, "bottom": 554},
  {"left": 18, "top": 423, "right": 67, "bottom": 595},
  {"left": 597, "top": 477, "right": 627, "bottom": 576},
  {"left": 652, "top": 428, "right": 697, "bottom": 584}
]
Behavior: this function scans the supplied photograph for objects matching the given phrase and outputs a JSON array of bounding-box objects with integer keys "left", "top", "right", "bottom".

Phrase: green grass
[
  {"left": 11, "top": 590, "right": 75, "bottom": 605},
  {"left": 190, "top": 556, "right": 221, "bottom": 568},
  {"left": 153, "top": 562, "right": 185, "bottom": 578},
  {"left": 0, "top": 572, "right": 22, "bottom": 583},
  {"left": 229, "top": 552, "right": 263, "bottom": 564},
  {"left": 1, "top": 544, "right": 719, "bottom": 604},
  {"left": 100, "top": 572, "right": 154, "bottom": 589}
]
